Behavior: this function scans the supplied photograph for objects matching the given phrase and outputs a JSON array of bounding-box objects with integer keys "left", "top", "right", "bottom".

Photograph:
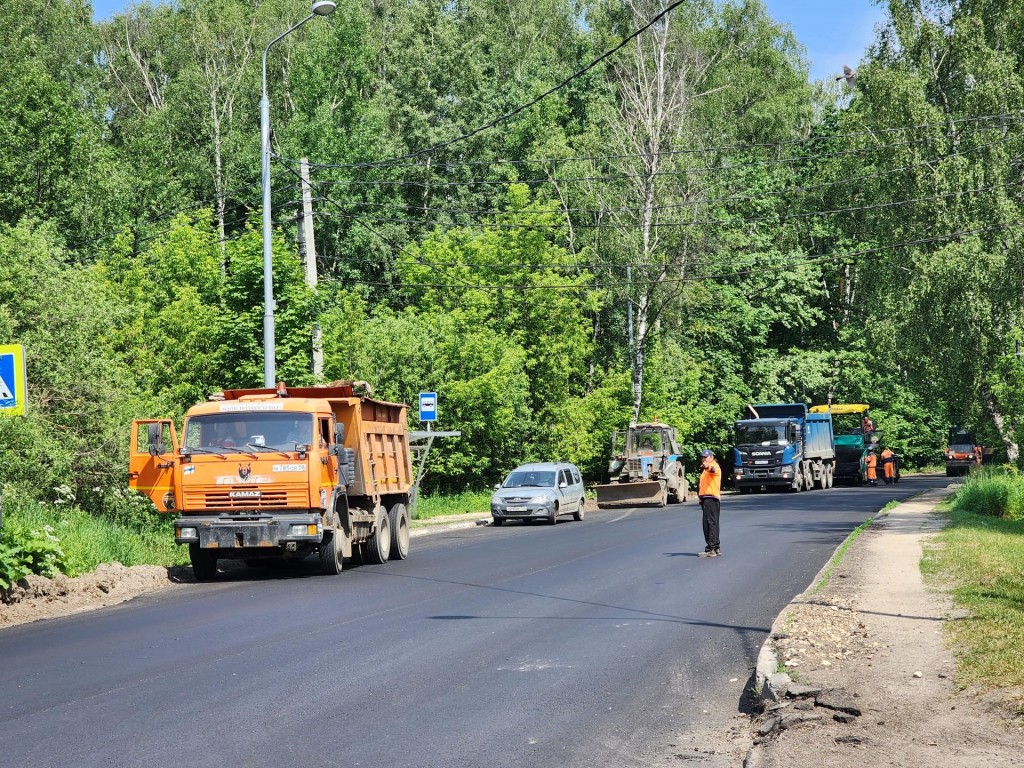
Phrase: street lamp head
[{"left": 311, "top": 0, "right": 337, "bottom": 16}]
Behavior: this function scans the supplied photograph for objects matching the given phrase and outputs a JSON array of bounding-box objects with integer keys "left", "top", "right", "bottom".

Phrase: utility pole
[{"left": 298, "top": 157, "right": 323, "bottom": 379}]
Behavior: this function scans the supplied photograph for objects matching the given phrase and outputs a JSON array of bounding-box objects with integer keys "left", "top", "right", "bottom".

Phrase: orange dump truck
[{"left": 129, "top": 382, "right": 413, "bottom": 580}]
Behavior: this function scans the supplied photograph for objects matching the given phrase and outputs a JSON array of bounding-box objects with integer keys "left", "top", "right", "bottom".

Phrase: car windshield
[
  {"left": 735, "top": 424, "right": 788, "bottom": 445},
  {"left": 185, "top": 413, "right": 314, "bottom": 451},
  {"left": 502, "top": 470, "right": 556, "bottom": 488}
]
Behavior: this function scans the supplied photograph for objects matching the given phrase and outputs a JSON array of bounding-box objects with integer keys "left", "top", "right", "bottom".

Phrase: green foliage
[
  {"left": 950, "top": 468, "right": 1024, "bottom": 521},
  {"left": 0, "top": 489, "right": 66, "bottom": 589}
]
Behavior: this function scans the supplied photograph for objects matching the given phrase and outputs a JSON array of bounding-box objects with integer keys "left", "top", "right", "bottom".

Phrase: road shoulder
[{"left": 745, "top": 487, "right": 1024, "bottom": 767}]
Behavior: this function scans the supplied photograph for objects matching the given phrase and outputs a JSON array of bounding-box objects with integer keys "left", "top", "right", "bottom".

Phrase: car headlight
[
  {"left": 530, "top": 495, "right": 554, "bottom": 506},
  {"left": 288, "top": 524, "right": 319, "bottom": 537}
]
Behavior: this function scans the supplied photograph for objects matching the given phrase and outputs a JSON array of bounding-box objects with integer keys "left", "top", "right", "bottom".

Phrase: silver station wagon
[{"left": 490, "top": 462, "right": 586, "bottom": 526}]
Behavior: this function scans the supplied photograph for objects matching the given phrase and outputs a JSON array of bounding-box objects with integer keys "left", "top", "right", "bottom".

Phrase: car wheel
[
  {"left": 548, "top": 504, "right": 558, "bottom": 525},
  {"left": 493, "top": 517, "right": 504, "bottom": 527},
  {"left": 573, "top": 498, "right": 585, "bottom": 522}
]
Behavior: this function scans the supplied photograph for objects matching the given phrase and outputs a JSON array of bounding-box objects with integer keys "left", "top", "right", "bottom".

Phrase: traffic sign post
[
  {"left": 0, "top": 344, "right": 27, "bottom": 417},
  {"left": 409, "top": 392, "right": 459, "bottom": 519}
]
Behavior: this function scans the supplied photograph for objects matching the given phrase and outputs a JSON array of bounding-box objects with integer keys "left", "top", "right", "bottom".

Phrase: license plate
[{"left": 506, "top": 506, "right": 527, "bottom": 513}]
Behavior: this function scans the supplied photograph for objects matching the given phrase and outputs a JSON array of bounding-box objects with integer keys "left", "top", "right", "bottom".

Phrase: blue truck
[{"left": 732, "top": 403, "right": 835, "bottom": 493}]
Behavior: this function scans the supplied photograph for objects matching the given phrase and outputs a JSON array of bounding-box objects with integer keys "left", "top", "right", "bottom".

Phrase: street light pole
[{"left": 261, "top": 0, "right": 336, "bottom": 388}]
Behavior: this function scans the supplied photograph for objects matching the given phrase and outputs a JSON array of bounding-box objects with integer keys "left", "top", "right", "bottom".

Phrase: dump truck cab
[{"left": 129, "top": 382, "right": 413, "bottom": 580}]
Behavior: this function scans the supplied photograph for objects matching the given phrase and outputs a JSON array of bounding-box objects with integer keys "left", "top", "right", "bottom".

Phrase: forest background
[{"left": 1, "top": 0, "right": 1023, "bottom": 531}]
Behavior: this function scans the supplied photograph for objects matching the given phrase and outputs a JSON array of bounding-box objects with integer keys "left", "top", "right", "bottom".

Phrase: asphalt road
[{"left": 0, "top": 475, "right": 949, "bottom": 768}]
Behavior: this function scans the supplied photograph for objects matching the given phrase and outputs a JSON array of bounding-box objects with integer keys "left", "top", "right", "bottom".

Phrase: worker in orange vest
[
  {"left": 697, "top": 449, "right": 722, "bottom": 557},
  {"left": 865, "top": 448, "right": 878, "bottom": 486},
  {"left": 880, "top": 447, "right": 896, "bottom": 485}
]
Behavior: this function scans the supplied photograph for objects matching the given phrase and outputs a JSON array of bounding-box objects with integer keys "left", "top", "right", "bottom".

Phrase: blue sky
[{"left": 91, "top": 0, "right": 886, "bottom": 83}]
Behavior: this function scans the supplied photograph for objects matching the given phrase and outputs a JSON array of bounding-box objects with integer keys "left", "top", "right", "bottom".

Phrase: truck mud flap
[{"left": 595, "top": 480, "right": 666, "bottom": 509}]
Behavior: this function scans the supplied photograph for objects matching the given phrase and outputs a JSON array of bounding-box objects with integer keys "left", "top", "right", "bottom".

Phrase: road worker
[
  {"left": 866, "top": 448, "right": 878, "bottom": 486},
  {"left": 880, "top": 446, "right": 896, "bottom": 485},
  {"left": 697, "top": 449, "right": 722, "bottom": 558}
]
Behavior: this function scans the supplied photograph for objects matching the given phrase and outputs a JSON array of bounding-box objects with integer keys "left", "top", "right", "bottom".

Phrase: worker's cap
[{"left": 700, "top": 449, "right": 714, "bottom": 457}]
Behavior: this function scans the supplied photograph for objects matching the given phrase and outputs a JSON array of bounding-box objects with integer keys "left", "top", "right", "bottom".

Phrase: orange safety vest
[
  {"left": 881, "top": 448, "right": 895, "bottom": 478},
  {"left": 866, "top": 453, "right": 877, "bottom": 480},
  {"left": 699, "top": 460, "right": 721, "bottom": 498}
]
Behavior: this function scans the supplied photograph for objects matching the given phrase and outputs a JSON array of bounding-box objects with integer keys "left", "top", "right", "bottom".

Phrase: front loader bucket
[{"left": 595, "top": 480, "right": 666, "bottom": 509}]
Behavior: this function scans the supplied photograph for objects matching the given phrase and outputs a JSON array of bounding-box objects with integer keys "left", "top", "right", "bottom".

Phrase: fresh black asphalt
[{"left": 0, "top": 475, "right": 950, "bottom": 767}]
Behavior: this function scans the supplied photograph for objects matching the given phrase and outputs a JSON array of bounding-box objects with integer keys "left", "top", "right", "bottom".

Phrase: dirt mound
[{"left": 0, "top": 563, "right": 188, "bottom": 630}]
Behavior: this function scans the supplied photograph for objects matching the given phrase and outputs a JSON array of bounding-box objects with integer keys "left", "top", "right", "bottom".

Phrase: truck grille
[{"left": 185, "top": 487, "right": 309, "bottom": 510}]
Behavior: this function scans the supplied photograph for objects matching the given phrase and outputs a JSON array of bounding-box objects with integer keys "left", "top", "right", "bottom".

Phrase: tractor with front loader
[{"left": 595, "top": 422, "right": 688, "bottom": 509}]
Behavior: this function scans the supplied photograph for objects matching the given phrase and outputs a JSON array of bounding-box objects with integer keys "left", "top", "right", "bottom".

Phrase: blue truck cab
[{"left": 732, "top": 403, "right": 835, "bottom": 493}]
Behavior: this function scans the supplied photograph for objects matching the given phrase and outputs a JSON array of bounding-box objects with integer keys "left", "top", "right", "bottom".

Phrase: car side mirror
[
  {"left": 494, "top": 484, "right": 501, "bottom": 491},
  {"left": 559, "top": 481, "right": 567, "bottom": 488},
  {"left": 147, "top": 424, "right": 165, "bottom": 456}
]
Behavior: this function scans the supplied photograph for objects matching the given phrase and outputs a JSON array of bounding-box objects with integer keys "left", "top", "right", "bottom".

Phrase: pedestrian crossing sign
[{"left": 0, "top": 344, "right": 27, "bottom": 416}]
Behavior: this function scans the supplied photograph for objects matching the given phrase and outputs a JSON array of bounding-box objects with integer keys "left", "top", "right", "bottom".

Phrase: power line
[
  {"left": 284, "top": 111, "right": 1023, "bottom": 172},
  {"left": 348, "top": 0, "right": 690, "bottom": 167},
  {"left": 334, "top": 221, "right": 1024, "bottom": 291},
  {"left": 307, "top": 176, "right": 1024, "bottom": 231}
]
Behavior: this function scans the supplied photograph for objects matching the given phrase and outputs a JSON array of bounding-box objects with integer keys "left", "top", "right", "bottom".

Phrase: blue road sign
[
  {"left": 419, "top": 392, "right": 437, "bottom": 422},
  {"left": 0, "top": 344, "right": 27, "bottom": 416}
]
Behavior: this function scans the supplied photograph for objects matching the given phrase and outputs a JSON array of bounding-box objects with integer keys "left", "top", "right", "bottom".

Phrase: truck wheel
[
  {"left": 803, "top": 462, "right": 814, "bottom": 491},
  {"left": 389, "top": 503, "right": 410, "bottom": 561},
  {"left": 318, "top": 530, "right": 343, "bottom": 575},
  {"left": 791, "top": 470, "right": 803, "bottom": 492},
  {"left": 825, "top": 464, "right": 834, "bottom": 488},
  {"left": 189, "top": 543, "right": 217, "bottom": 582},
  {"left": 573, "top": 497, "right": 585, "bottom": 522},
  {"left": 365, "top": 506, "right": 392, "bottom": 564}
]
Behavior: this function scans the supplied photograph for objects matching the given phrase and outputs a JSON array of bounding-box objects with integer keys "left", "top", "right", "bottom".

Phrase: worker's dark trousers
[{"left": 700, "top": 496, "right": 721, "bottom": 551}]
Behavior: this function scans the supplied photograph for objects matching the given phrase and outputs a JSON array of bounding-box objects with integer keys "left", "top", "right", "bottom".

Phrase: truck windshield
[
  {"left": 185, "top": 413, "right": 314, "bottom": 450},
  {"left": 503, "top": 471, "right": 556, "bottom": 488},
  {"left": 735, "top": 425, "right": 788, "bottom": 445}
]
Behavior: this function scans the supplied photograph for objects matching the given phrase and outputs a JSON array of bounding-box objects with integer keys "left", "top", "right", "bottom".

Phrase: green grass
[
  {"left": 948, "top": 467, "right": 1024, "bottom": 520},
  {"left": 880, "top": 499, "right": 901, "bottom": 514},
  {"left": 2, "top": 490, "right": 186, "bottom": 579},
  {"left": 411, "top": 490, "right": 492, "bottom": 520},
  {"left": 811, "top": 516, "right": 874, "bottom": 594},
  {"left": 922, "top": 474, "right": 1024, "bottom": 709}
]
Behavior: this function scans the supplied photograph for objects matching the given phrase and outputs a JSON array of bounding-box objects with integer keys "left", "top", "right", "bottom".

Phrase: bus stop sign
[{"left": 418, "top": 392, "right": 437, "bottom": 422}]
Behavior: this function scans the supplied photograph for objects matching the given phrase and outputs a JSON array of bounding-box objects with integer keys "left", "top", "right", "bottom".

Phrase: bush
[
  {"left": 0, "top": 508, "right": 66, "bottom": 589},
  {"left": 951, "top": 469, "right": 1024, "bottom": 521}
]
